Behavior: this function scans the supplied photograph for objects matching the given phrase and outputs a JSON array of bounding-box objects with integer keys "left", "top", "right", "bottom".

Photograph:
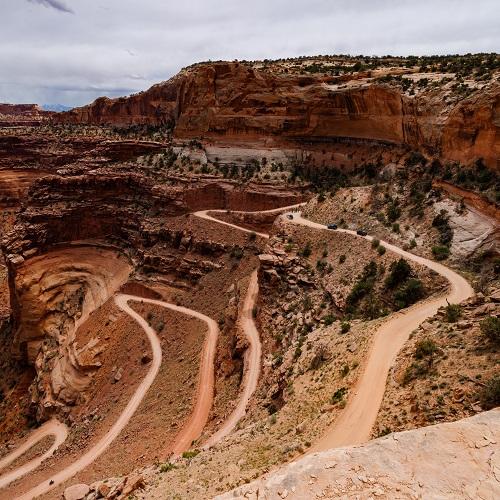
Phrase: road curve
[
  {"left": 13, "top": 294, "right": 163, "bottom": 500},
  {"left": 290, "top": 214, "right": 474, "bottom": 451},
  {"left": 0, "top": 420, "right": 68, "bottom": 490},
  {"left": 193, "top": 202, "right": 306, "bottom": 240},
  {"left": 203, "top": 269, "right": 262, "bottom": 448}
]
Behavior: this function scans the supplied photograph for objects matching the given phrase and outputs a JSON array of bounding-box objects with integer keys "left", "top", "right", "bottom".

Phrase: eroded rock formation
[{"left": 56, "top": 62, "right": 500, "bottom": 170}]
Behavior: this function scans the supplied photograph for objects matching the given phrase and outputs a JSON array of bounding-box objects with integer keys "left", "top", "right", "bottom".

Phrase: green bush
[
  {"left": 377, "top": 245, "right": 386, "bottom": 256},
  {"left": 480, "top": 375, "right": 500, "bottom": 409},
  {"left": 300, "top": 242, "right": 312, "bottom": 258},
  {"left": 159, "top": 462, "right": 177, "bottom": 472},
  {"left": 394, "top": 278, "right": 424, "bottom": 309},
  {"left": 339, "top": 254, "right": 346, "bottom": 264},
  {"left": 403, "top": 361, "right": 431, "bottom": 384},
  {"left": 432, "top": 210, "right": 453, "bottom": 246},
  {"left": 432, "top": 245, "right": 450, "bottom": 260},
  {"left": 323, "top": 314, "right": 336, "bottom": 326},
  {"left": 346, "top": 261, "right": 378, "bottom": 311},
  {"left": 231, "top": 246, "right": 244, "bottom": 259},
  {"left": 445, "top": 303, "right": 462, "bottom": 323},
  {"left": 371, "top": 238, "right": 380, "bottom": 249},
  {"left": 386, "top": 203, "right": 401, "bottom": 223},
  {"left": 414, "top": 338, "right": 438, "bottom": 359},
  {"left": 182, "top": 450, "right": 200, "bottom": 459},
  {"left": 341, "top": 321, "right": 351, "bottom": 334},
  {"left": 385, "top": 258, "right": 412, "bottom": 289},
  {"left": 480, "top": 316, "right": 500, "bottom": 343},
  {"left": 331, "top": 387, "right": 347, "bottom": 404}
]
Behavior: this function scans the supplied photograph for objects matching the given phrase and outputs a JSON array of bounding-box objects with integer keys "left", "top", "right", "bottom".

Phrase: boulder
[{"left": 64, "top": 484, "right": 90, "bottom": 500}]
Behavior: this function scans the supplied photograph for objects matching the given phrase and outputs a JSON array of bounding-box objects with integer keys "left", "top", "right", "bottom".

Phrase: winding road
[
  {"left": 0, "top": 420, "right": 68, "bottom": 490},
  {"left": 0, "top": 203, "right": 474, "bottom": 498},
  {"left": 203, "top": 269, "right": 262, "bottom": 448},
  {"left": 289, "top": 214, "right": 474, "bottom": 451}
]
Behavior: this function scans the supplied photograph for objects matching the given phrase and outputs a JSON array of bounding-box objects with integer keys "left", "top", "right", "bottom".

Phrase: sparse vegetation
[
  {"left": 340, "top": 321, "right": 351, "bottom": 334},
  {"left": 479, "top": 375, "right": 500, "bottom": 409},
  {"left": 480, "top": 316, "right": 500, "bottom": 344},
  {"left": 445, "top": 303, "right": 462, "bottom": 323},
  {"left": 331, "top": 387, "right": 347, "bottom": 404}
]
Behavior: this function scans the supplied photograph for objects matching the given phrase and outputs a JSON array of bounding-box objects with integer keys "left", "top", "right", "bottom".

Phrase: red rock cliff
[{"left": 55, "top": 63, "right": 500, "bottom": 171}]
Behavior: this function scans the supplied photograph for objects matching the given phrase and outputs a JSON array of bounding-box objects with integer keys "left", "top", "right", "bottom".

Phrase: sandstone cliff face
[{"left": 56, "top": 63, "right": 500, "bottom": 171}]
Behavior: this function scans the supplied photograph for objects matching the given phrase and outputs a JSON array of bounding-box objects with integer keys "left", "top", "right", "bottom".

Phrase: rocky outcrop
[
  {"left": 0, "top": 104, "right": 51, "bottom": 127},
  {"left": 10, "top": 247, "right": 132, "bottom": 421},
  {"left": 217, "top": 409, "right": 500, "bottom": 499},
  {"left": 56, "top": 62, "right": 500, "bottom": 171}
]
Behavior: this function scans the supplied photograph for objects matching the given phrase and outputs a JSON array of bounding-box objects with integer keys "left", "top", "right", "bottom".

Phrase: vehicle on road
[
  {"left": 287, "top": 214, "right": 294, "bottom": 220},
  {"left": 356, "top": 229, "right": 368, "bottom": 236},
  {"left": 327, "top": 223, "right": 337, "bottom": 230}
]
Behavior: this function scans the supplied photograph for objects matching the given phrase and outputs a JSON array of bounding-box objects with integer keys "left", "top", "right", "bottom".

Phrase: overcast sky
[{"left": 1, "top": 0, "right": 498, "bottom": 107}]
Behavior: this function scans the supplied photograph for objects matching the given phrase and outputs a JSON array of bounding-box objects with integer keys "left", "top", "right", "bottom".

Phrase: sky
[{"left": 0, "top": 0, "right": 498, "bottom": 107}]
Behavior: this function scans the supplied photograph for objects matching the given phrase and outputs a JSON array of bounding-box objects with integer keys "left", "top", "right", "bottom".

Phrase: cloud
[
  {"left": 2, "top": 1, "right": 499, "bottom": 106},
  {"left": 27, "top": 0, "right": 74, "bottom": 14}
]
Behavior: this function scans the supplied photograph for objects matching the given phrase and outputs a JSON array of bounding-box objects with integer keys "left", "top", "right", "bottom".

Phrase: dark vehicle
[
  {"left": 287, "top": 214, "right": 294, "bottom": 220},
  {"left": 327, "top": 223, "right": 337, "bottom": 230},
  {"left": 356, "top": 229, "right": 368, "bottom": 236}
]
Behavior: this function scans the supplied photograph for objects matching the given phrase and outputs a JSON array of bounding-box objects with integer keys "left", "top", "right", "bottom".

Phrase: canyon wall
[{"left": 56, "top": 63, "right": 500, "bottom": 170}]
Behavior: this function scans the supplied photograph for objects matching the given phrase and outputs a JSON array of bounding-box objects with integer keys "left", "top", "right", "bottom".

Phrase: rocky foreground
[{"left": 216, "top": 409, "right": 500, "bottom": 500}]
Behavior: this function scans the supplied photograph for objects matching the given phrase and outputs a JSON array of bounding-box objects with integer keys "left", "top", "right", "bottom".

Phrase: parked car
[
  {"left": 287, "top": 214, "right": 294, "bottom": 220},
  {"left": 356, "top": 229, "right": 368, "bottom": 236},
  {"left": 327, "top": 223, "right": 337, "bottom": 230}
]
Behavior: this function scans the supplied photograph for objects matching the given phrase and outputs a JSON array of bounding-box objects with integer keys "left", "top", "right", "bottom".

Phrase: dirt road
[
  {"left": 290, "top": 214, "right": 474, "bottom": 451},
  {"left": 0, "top": 420, "right": 68, "bottom": 490},
  {"left": 203, "top": 269, "right": 262, "bottom": 448},
  {"left": 193, "top": 202, "right": 306, "bottom": 239}
]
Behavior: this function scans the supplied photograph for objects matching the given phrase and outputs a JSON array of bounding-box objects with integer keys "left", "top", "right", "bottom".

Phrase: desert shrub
[
  {"left": 231, "top": 246, "right": 244, "bottom": 259},
  {"left": 341, "top": 321, "right": 351, "bottom": 334},
  {"left": 394, "top": 278, "right": 424, "bottom": 309},
  {"left": 300, "top": 241, "right": 312, "bottom": 258},
  {"left": 371, "top": 238, "right": 380, "bottom": 249},
  {"left": 392, "top": 223, "right": 400, "bottom": 233},
  {"left": 479, "top": 375, "right": 500, "bottom": 409},
  {"left": 182, "top": 450, "right": 200, "bottom": 459},
  {"left": 340, "top": 364, "right": 350, "bottom": 377},
  {"left": 386, "top": 203, "right": 401, "bottom": 222},
  {"left": 346, "top": 261, "right": 378, "bottom": 311},
  {"left": 432, "top": 245, "right": 450, "bottom": 260},
  {"left": 377, "top": 245, "right": 386, "bottom": 256},
  {"left": 316, "top": 260, "right": 327, "bottom": 271},
  {"left": 414, "top": 338, "right": 438, "bottom": 359},
  {"left": 323, "top": 314, "right": 335, "bottom": 326},
  {"left": 339, "top": 254, "right": 346, "bottom": 264},
  {"left": 249, "top": 232, "right": 257, "bottom": 241},
  {"left": 432, "top": 210, "right": 453, "bottom": 246},
  {"left": 385, "top": 258, "right": 412, "bottom": 289},
  {"left": 403, "top": 361, "right": 432, "bottom": 384},
  {"left": 331, "top": 387, "right": 347, "bottom": 404},
  {"left": 480, "top": 316, "right": 500, "bottom": 344},
  {"left": 159, "top": 462, "right": 177, "bottom": 472},
  {"left": 445, "top": 303, "right": 462, "bottom": 323}
]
